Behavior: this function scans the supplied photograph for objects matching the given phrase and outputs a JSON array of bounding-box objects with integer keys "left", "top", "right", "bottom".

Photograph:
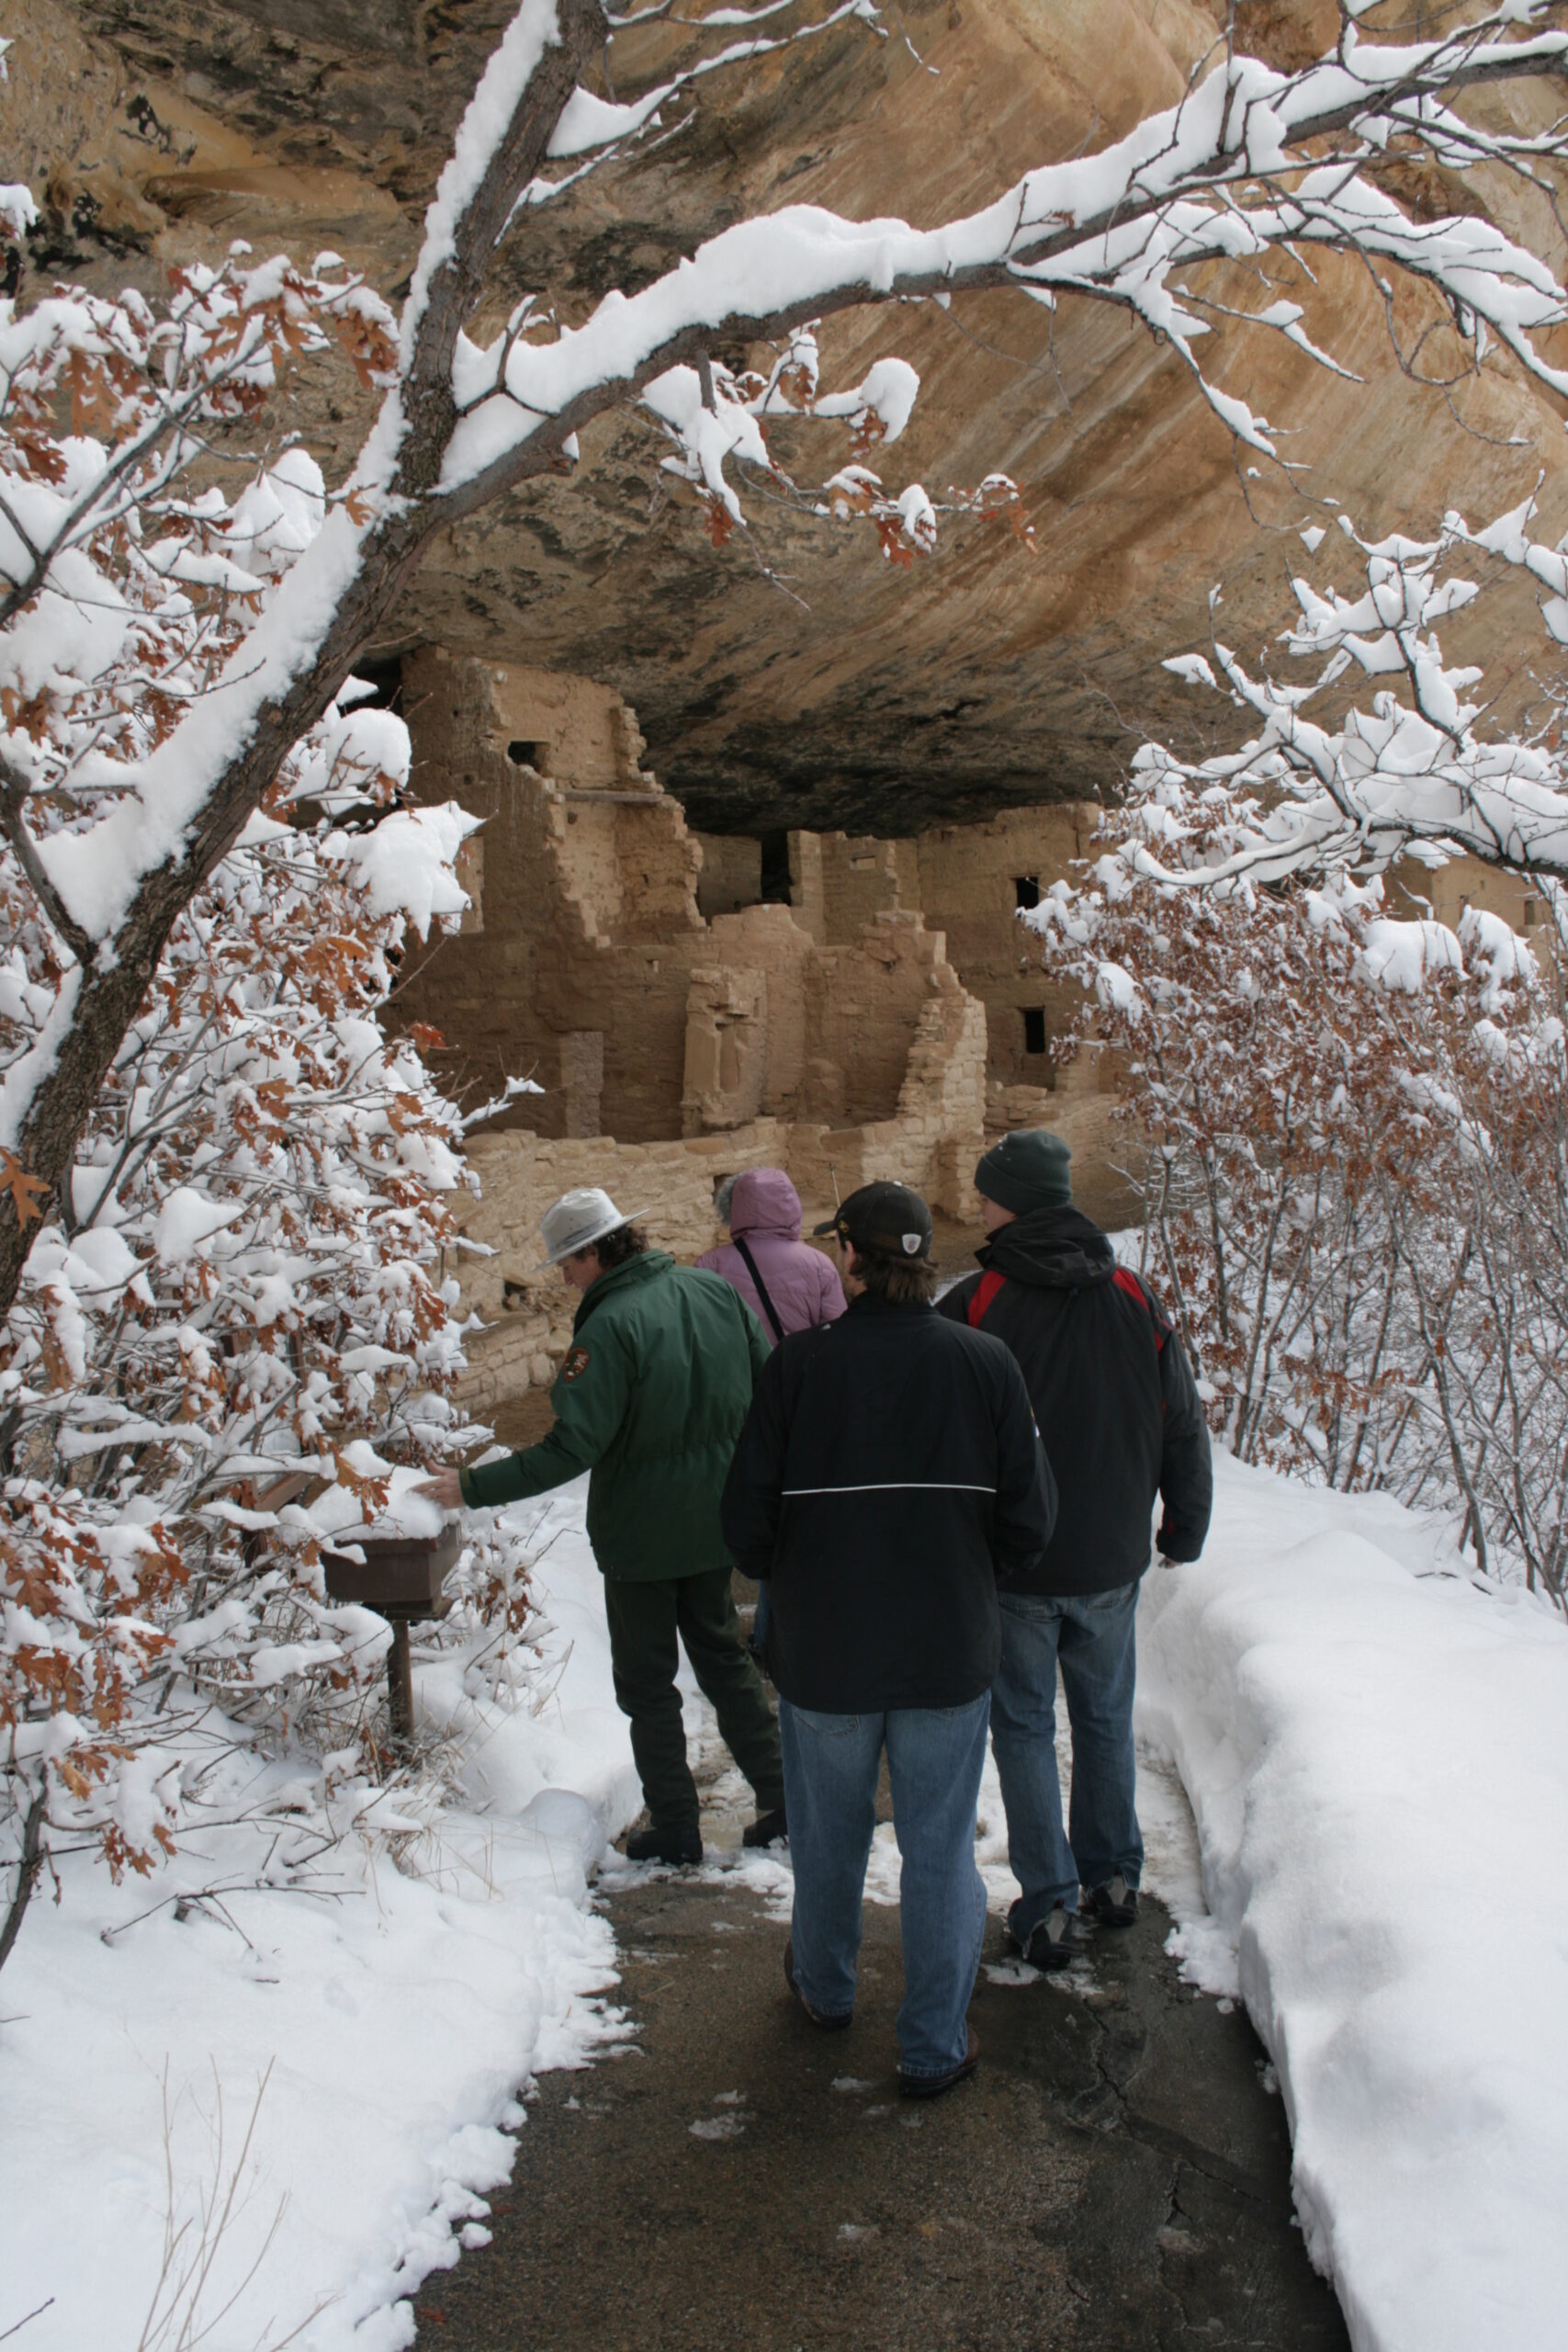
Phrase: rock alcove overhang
[{"left": 33, "top": 0, "right": 1568, "bottom": 838}]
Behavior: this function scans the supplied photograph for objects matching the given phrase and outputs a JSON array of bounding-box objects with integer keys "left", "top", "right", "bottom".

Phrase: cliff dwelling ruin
[
  {"left": 15, "top": 0, "right": 1562, "bottom": 1429},
  {"left": 380, "top": 647, "right": 1550, "bottom": 1418},
  {"left": 384, "top": 650, "right": 1131, "bottom": 1414}
]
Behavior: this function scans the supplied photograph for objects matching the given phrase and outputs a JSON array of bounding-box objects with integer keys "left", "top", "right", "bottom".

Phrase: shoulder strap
[
  {"left": 732, "top": 1234, "right": 786, "bottom": 1344},
  {"left": 1112, "top": 1265, "right": 1170, "bottom": 1352},
  {"left": 966, "top": 1268, "right": 1007, "bottom": 1328}
]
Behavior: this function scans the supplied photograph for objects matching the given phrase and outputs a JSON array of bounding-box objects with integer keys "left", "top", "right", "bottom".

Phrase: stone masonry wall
[
  {"left": 774, "top": 806, "right": 1122, "bottom": 1103},
  {"left": 806, "top": 910, "right": 955, "bottom": 1125},
  {"left": 391, "top": 653, "right": 987, "bottom": 1151},
  {"left": 452, "top": 1120, "right": 805, "bottom": 1412},
  {"left": 1386, "top": 852, "right": 1552, "bottom": 938},
  {"left": 915, "top": 804, "right": 1101, "bottom": 1088},
  {"left": 395, "top": 650, "right": 708, "bottom": 1142},
  {"left": 392, "top": 652, "right": 1144, "bottom": 1413},
  {"left": 450, "top": 1072, "right": 993, "bottom": 1416}
]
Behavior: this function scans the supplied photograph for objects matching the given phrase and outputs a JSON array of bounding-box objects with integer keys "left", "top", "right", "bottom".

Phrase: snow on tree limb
[
  {"left": 7, "top": 0, "right": 1568, "bottom": 1331},
  {"left": 1106, "top": 505, "right": 1568, "bottom": 890},
  {"left": 439, "top": 11, "right": 1568, "bottom": 489},
  {"left": 15, "top": 5, "right": 1568, "bottom": 978}
]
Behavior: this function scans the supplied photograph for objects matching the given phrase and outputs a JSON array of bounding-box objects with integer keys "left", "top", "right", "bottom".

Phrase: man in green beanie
[
  {"left": 937, "top": 1131, "right": 1212, "bottom": 1970},
  {"left": 418, "top": 1186, "right": 785, "bottom": 1866}
]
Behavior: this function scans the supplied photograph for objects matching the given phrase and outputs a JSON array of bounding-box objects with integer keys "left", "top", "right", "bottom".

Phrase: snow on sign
[
  {"left": 320, "top": 1522, "right": 462, "bottom": 1741},
  {"left": 0, "top": 1496, "right": 643, "bottom": 2352}
]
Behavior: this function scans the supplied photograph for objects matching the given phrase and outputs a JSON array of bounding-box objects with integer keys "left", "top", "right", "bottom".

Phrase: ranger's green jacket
[{"left": 459, "top": 1251, "right": 770, "bottom": 1580}]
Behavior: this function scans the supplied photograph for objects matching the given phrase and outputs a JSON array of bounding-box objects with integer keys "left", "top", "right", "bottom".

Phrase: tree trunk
[
  {"left": 0, "top": 1784, "right": 47, "bottom": 1978},
  {"left": 0, "top": 0, "right": 606, "bottom": 1332}
]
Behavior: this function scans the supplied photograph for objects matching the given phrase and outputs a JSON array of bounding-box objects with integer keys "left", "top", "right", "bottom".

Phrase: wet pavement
[{"left": 413, "top": 1809, "right": 1348, "bottom": 2351}]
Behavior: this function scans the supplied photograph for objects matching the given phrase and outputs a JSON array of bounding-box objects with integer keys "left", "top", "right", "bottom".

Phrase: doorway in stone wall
[{"left": 759, "top": 831, "right": 793, "bottom": 904}]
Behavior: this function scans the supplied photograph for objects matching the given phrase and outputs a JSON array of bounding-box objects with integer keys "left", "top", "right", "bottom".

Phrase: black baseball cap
[{"left": 813, "top": 1181, "right": 934, "bottom": 1263}]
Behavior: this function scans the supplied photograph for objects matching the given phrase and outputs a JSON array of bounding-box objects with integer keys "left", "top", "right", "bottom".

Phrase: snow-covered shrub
[
  {"left": 0, "top": 208, "right": 515, "bottom": 1959},
  {"left": 1038, "top": 784, "right": 1568, "bottom": 1609},
  {"left": 1028, "top": 503, "right": 1568, "bottom": 1610},
  {"left": 9, "top": 4, "right": 1568, "bottom": 1347},
  {"left": 0, "top": 706, "right": 502, "bottom": 1946}
]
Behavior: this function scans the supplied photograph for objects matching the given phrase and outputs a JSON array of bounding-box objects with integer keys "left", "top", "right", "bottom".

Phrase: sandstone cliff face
[{"left": 8, "top": 0, "right": 1568, "bottom": 834}]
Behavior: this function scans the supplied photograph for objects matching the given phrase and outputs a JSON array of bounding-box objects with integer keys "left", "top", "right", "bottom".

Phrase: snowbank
[
  {"left": 8, "top": 1453, "right": 1566, "bottom": 2352},
  {"left": 0, "top": 1483, "right": 639, "bottom": 2352},
  {"left": 1138, "top": 1451, "right": 1568, "bottom": 2352}
]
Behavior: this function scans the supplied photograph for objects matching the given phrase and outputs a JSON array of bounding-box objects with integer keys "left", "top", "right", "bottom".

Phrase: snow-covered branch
[
  {"left": 7, "top": 0, "right": 1568, "bottom": 1327},
  {"left": 1099, "top": 503, "right": 1568, "bottom": 894},
  {"left": 440, "top": 7, "right": 1568, "bottom": 496}
]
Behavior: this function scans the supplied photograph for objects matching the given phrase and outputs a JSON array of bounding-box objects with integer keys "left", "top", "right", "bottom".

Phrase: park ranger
[{"left": 418, "top": 1186, "right": 785, "bottom": 1863}]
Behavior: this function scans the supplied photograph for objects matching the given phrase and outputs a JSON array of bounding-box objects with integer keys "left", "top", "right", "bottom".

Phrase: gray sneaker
[
  {"left": 1083, "top": 1873, "right": 1139, "bottom": 1928},
  {"left": 1023, "top": 1904, "right": 1085, "bottom": 1972}
]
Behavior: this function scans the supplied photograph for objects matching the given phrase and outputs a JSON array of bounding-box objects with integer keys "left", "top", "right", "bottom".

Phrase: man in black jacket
[
  {"left": 937, "top": 1131, "right": 1212, "bottom": 1970},
  {"left": 723, "top": 1181, "right": 1055, "bottom": 2097}
]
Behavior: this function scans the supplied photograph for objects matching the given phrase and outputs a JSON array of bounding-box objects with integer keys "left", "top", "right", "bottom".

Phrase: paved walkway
[{"left": 416, "top": 1832, "right": 1348, "bottom": 2349}]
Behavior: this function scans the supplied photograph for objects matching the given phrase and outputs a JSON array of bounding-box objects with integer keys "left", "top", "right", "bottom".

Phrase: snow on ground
[
  {"left": 0, "top": 1480, "right": 641, "bottom": 2352},
  {"left": 668, "top": 1451, "right": 1568, "bottom": 2352},
  {"left": 670, "top": 1607, "right": 1214, "bottom": 1974},
  {"left": 1138, "top": 1450, "right": 1568, "bottom": 2352},
  {"left": 6, "top": 1454, "right": 1566, "bottom": 2352}
]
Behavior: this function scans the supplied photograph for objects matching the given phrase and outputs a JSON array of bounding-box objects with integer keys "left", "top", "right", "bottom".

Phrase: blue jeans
[
  {"left": 990, "top": 1582, "right": 1143, "bottom": 1942},
  {"left": 779, "top": 1692, "right": 989, "bottom": 2079}
]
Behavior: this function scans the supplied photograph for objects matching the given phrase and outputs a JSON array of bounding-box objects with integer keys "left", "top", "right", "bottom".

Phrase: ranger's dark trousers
[{"left": 603, "top": 1567, "right": 784, "bottom": 1831}]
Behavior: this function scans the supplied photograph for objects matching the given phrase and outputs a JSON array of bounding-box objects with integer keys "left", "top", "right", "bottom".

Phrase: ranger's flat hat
[{"left": 536, "top": 1187, "right": 648, "bottom": 1269}]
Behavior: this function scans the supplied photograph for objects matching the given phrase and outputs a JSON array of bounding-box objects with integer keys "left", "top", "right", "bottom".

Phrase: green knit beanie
[{"left": 975, "top": 1128, "right": 1072, "bottom": 1216}]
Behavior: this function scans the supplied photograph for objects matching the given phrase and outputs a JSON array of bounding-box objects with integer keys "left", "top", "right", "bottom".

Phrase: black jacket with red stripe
[
  {"left": 937, "top": 1205, "right": 1212, "bottom": 1595},
  {"left": 721, "top": 1290, "right": 1056, "bottom": 1712}
]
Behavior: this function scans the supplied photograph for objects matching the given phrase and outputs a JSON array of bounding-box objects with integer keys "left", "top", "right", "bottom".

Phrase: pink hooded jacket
[{"left": 695, "top": 1168, "right": 846, "bottom": 1346}]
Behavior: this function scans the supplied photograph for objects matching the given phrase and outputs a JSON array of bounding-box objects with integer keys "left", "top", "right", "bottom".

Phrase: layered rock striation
[{"left": 8, "top": 0, "right": 1568, "bottom": 834}]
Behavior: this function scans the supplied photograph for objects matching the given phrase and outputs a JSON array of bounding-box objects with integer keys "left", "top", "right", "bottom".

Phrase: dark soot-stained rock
[{"left": 28, "top": 0, "right": 1568, "bottom": 832}]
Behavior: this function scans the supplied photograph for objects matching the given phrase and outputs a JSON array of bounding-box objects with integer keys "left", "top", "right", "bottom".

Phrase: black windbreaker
[
  {"left": 721, "top": 1291, "right": 1056, "bottom": 1713},
  {"left": 936, "top": 1205, "right": 1212, "bottom": 1596}
]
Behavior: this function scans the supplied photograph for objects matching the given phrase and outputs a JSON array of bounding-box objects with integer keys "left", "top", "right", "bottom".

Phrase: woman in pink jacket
[
  {"left": 698, "top": 1167, "right": 845, "bottom": 1679},
  {"left": 696, "top": 1167, "right": 846, "bottom": 1347}
]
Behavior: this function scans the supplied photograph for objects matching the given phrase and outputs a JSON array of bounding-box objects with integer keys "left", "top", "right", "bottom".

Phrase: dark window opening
[
  {"left": 759, "top": 830, "right": 793, "bottom": 904},
  {"left": 1014, "top": 875, "right": 1041, "bottom": 910},
  {"left": 288, "top": 655, "right": 404, "bottom": 831},
  {"left": 346, "top": 655, "right": 404, "bottom": 716},
  {"left": 508, "top": 740, "right": 547, "bottom": 771},
  {"left": 1022, "top": 1007, "right": 1047, "bottom": 1056}
]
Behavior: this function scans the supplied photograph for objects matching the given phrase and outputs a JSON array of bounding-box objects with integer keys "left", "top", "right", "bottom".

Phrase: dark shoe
[
  {"left": 742, "top": 1806, "right": 787, "bottom": 1849},
  {"left": 1084, "top": 1873, "right": 1139, "bottom": 1928},
  {"left": 784, "top": 1939, "right": 853, "bottom": 2030},
  {"left": 1023, "top": 1904, "right": 1086, "bottom": 1972},
  {"left": 624, "top": 1824, "right": 703, "bottom": 1866},
  {"left": 898, "top": 2025, "right": 979, "bottom": 2099}
]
